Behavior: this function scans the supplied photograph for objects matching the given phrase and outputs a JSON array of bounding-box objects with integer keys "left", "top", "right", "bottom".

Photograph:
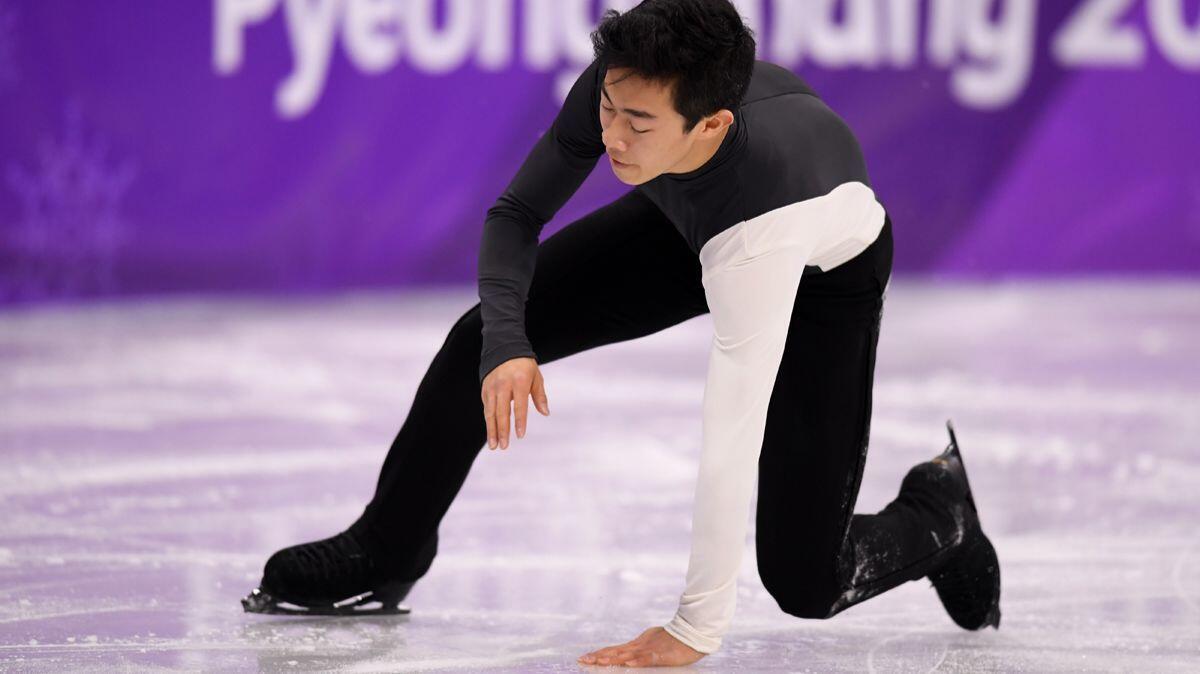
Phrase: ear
[{"left": 698, "top": 109, "right": 735, "bottom": 139}]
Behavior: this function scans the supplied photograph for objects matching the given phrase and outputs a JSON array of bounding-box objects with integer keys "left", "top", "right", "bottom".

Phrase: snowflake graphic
[
  {"left": 0, "top": 0, "right": 17, "bottom": 91},
  {"left": 3, "top": 102, "right": 137, "bottom": 302}
]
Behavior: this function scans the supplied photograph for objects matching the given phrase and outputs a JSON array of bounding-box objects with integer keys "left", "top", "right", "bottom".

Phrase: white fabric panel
[{"left": 662, "top": 181, "right": 885, "bottom": 654}]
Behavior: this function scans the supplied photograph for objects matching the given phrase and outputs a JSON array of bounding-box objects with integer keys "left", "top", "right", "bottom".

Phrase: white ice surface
[{"left": 1, "top": 279, "right": 1198, "bottom": 671}]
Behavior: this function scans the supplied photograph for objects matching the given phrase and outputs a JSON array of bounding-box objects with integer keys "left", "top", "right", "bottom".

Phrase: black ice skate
[
  {"left": 241, "top": 525, "right": 415, "bottom": 616},
  {"left": 925, "top": 419, "right": 1002, "bottom": 630}
]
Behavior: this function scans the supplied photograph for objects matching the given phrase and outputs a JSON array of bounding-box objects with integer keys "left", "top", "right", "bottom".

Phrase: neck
[{"left": 670, "top": 121, "right": 732, "bottom": 174}]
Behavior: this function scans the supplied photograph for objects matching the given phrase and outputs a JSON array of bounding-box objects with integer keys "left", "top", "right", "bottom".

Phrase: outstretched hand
[
  {"left": 481, "top": 357, "right": 549, "bottom": 450},
  {"left": 578, "top": 626, "right": 707, "bottom": 668}
]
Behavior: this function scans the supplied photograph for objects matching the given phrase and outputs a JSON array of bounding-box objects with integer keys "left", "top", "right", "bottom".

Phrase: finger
[
  {"left": 580, "top": 651, "right": 622, "bottom": 666},
  {"left": 531, "top": 370, "right": 550, "bottom": 416},
  {"left": 494, "top": 387, "right": 511, "bottom": 450},
  {"left": 594, "top": 646, "right": 637, "bottom": 664},
  {"left": 602, "top": 648, "right": 640, "bottom": 665},
  {"left": 586, "top": 645, "right": 622, "bottom": 661},
  {"left": 623, "top": 651, "right": 661, "bottom": 667},
  {"left": 482, "top": 389, "right": 497, "bottom": 450},
  {"left": 602, "top": 640, "right": 638, "bottom": 653},
  {"left": 513, "top": 375, "right": 531, "bottom": 440}
]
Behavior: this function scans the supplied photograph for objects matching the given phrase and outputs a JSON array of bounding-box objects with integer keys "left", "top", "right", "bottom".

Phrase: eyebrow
[{"left": 600, "top": 81, "right": 659, "bottom": 120}]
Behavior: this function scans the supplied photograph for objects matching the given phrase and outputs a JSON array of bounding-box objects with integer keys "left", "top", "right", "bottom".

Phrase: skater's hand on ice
[
  {"left": 577, "top": 626, "right": 706, "bottom": 668},
  {"left": 481, "top": 357, "right": 549, "bottom": 450}
]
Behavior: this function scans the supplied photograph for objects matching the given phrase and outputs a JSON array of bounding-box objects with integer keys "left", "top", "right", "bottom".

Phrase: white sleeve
[
  {"left": 662, "top": 182, "right": 885, "bottom": 654},
  {"left": 661, "top": 225, "right": 812, "bottom": 654}
]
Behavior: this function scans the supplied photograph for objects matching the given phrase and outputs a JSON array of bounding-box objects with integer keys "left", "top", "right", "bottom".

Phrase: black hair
[{"left": 590, "top": 0, "right": 757, "bottom": 133}]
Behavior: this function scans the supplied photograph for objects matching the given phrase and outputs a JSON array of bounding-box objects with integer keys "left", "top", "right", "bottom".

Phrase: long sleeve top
[{"left": 477, "top": 56, "right": 888, "bottom": 653}]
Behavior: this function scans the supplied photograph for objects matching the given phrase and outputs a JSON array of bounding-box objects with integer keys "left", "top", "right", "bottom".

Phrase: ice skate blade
[
  {"left": 935, "top": 419, "right": 978, "bottom": 515},
  {"left": 926, "top": 422, "right": 1003, "bottom": 633},
  {"left": 240, "top": 587, "right": 412, "bottom": 616},
  {"left": 984, "top": 601, "right": 1001, "bottom": 629}
]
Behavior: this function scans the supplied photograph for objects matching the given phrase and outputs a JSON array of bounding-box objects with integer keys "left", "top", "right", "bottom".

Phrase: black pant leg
[
  {"left": 754, "top": 219, "right": 961, "bottom": 619},
  {"left": 355, "top": 189, "right": 708, "bottom": 581}
]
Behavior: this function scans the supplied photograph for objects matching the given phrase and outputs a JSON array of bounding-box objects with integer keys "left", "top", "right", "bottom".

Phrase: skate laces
[{"left": 292, "top": 530, "right": 374, "bottom": 584}]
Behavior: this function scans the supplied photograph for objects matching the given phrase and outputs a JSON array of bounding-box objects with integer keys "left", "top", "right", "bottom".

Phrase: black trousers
[{"left": 355, "top": 188, "right": 963, "bottom": 620}]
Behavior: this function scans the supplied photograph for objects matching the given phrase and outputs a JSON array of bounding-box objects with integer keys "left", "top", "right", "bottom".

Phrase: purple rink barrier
[{"left": 0, "top": 0, "right": 1198, "bottom": 304}]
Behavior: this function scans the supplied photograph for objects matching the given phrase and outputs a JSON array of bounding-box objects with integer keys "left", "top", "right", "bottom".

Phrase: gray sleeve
[{"left": 477, "top": 58, "right": 607, "bottom": 384}]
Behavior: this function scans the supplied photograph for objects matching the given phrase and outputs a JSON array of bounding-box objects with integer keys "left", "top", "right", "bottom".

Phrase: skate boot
[
  {"left": 925, "top": 420, "right": 1002, "bottom": 630},
  {"left": 241, "top": 520, "right": 415, "bottom": 616}
]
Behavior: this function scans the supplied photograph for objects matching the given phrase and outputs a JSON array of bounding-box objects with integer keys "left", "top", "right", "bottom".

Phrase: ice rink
[{"left": 1, "top": 280, "right": 1198, "bottom": 672}]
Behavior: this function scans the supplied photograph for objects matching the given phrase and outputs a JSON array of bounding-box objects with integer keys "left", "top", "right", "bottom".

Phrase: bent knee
[
  {"left": 760, "top": 569, "right": 843, "bottom": 620},
  {"left": 770, "top": 589, "right": 842, "bottom": 620}
]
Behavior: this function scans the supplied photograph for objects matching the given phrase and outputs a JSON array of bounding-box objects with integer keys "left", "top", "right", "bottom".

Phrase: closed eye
[{"left": 602, "top": 105, "right": 649, "bottom": 134}]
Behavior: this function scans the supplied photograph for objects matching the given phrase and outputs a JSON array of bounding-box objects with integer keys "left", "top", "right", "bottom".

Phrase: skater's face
[{"left": 599, "top": 67, "right": 735, "bottom": 186}]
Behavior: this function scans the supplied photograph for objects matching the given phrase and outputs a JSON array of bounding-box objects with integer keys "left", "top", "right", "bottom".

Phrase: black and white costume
[{"left": 471, "top": 58, "right": 960, "bottom": 653}]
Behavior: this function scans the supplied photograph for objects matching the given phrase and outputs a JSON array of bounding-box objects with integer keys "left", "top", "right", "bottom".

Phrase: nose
[{"left": 601, "top": 125, "right": 629, "bottom": 154}]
